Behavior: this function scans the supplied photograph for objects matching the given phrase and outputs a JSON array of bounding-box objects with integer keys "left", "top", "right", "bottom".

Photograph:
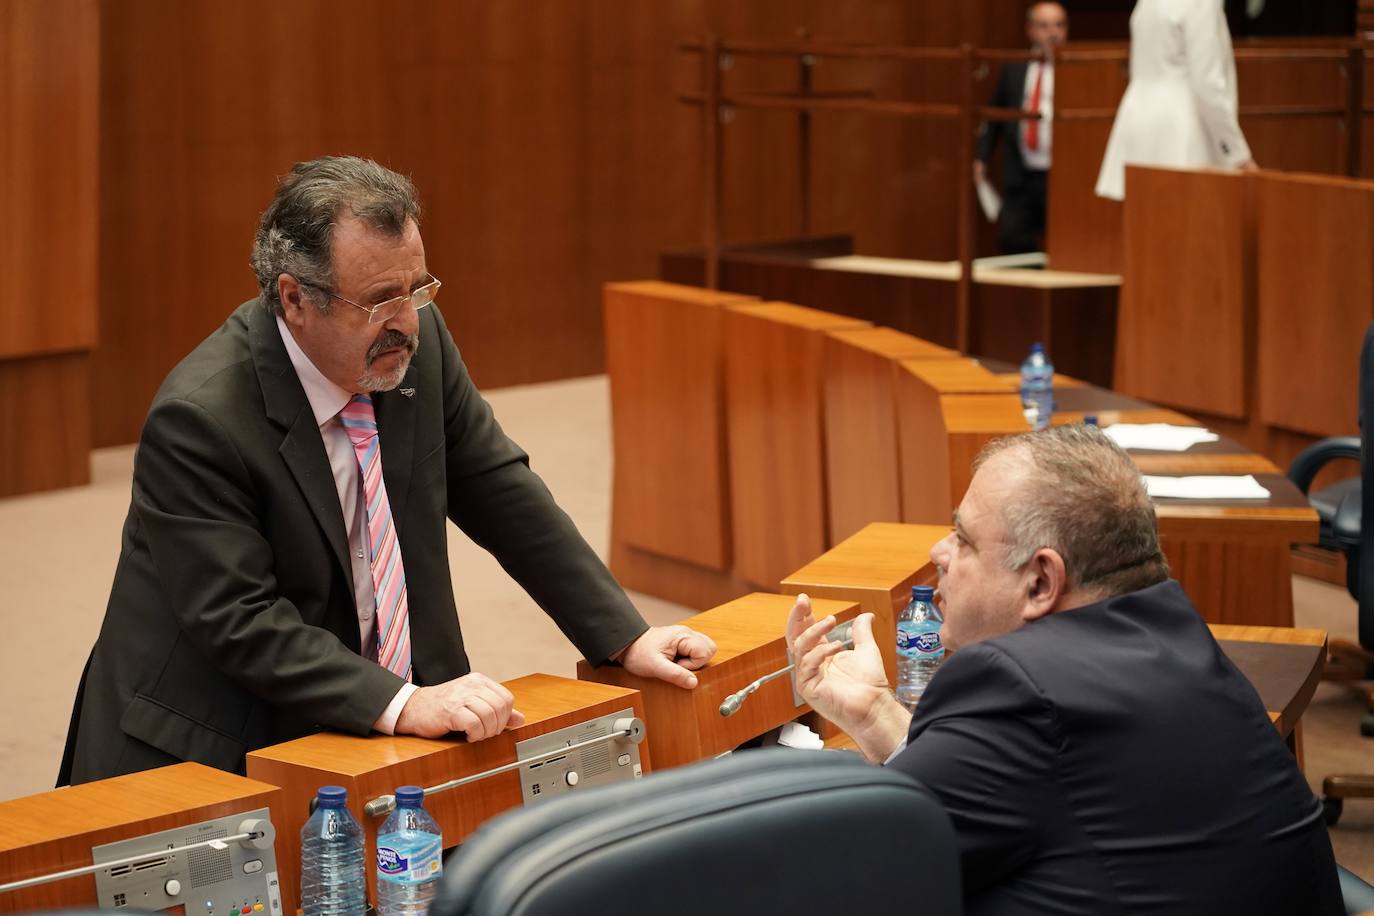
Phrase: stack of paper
[
  {"left": 1104, "top": 423, "right": 1219, "bottom": 451},
  {"left": 1143, "top": 475, "right": 1271, "bottom": 500},
  {"left": 777, "top": 721, "right": 825, "bottom": 750}
]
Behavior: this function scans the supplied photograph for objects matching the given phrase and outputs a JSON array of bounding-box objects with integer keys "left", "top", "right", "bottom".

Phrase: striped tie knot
[{"left": 339, "top": 394, "right": 379, "bottom": 448}]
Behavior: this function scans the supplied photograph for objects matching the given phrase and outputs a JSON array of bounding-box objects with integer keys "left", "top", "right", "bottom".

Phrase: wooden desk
[
  {"left": 1209, "top": 625, "right": 1326, "bottom": 742},
  {"left": 662, "top": 238, "right": 1120, "bottom": 387},
  {"left": 246, "top": 674, "right": 645, "bottom": 914},
  {"left": 578, "top": 593, "right": 859, "bottom": 771},
  {"left": 780, "top": 522, "right": 948, "bottom": 685},
  {"left": 0, "top": 764, "right": 284, "bottom": 913}
]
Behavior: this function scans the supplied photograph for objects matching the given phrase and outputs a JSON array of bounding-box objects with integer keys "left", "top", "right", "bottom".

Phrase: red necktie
[{"left": 1025, "top": 63, "right": 1044, "bottom": 152}]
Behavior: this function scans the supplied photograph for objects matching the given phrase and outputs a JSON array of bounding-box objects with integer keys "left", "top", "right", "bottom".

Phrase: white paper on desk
[
  {"left": 1143, "top": 475, "right": 1271, "bottom": 500},
  {"left": 777, "top": 721, "right": 825, "bottom": 750},
  {"left": 975, "top": 176, "right": 1002, "bottom": 222},
  {"left": 1104, "top": 423, "right": 1219, "bottom": 452}
]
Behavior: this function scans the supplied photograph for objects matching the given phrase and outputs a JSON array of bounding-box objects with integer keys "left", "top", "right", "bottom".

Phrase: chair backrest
[
  {"left": 430, "top": 747, "right": 962, "bottom": 916},
  {"left": 1361, "top": 322, "right": 1374, "bottom": 648}
]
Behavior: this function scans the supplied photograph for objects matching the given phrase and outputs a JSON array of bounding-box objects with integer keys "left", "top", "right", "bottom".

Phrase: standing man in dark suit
[
  {"left": 60, "top": 156, "right": 716, "bottom": 784},
  {"left": 974, "top": 2, "right": 1068, "bottom": 255},
  {"left": 787, "top": 425, "right": 1342, "bottom": 915}
]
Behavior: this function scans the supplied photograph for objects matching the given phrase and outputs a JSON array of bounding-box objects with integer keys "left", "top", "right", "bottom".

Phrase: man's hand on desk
[
  {"left": 614, "top": 625, "right": 718, "bottom": 689},
  {"left": 786, "top": 595, "right": 910, "bottom": 764},
  {"left": 394, "top": 672, "right": 528, "bottom": 740}
]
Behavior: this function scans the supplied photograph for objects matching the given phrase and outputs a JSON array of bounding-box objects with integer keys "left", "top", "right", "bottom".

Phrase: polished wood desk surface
[
  {"left": 579, "top": 592, "right": 860, "bottom": 771},
  {"left": 0, "top": 764, "right": 283, "bottom": 913},
  {"left": 247, "top": 674, "right": 645, "bottom": 914},
  {"left": 825, "top": 325, "right": 958, "bottom": 361}
]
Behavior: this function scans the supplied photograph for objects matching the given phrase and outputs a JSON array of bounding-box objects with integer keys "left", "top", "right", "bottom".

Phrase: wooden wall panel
[
  {"left": 724, "top": 303, "right": 867, "bottom": 589},
  {"left": 1116, "top": 167, "right": 1253, "bottom": 418},
  {"left": 0, "top": 354, "right": 91, "bottom": 497},
  {"left": 0, "top": 0, "right": 99, "bottom": 360},
  {"left": 1255, "top": 171, "right": 1374, "bottom": 438}
]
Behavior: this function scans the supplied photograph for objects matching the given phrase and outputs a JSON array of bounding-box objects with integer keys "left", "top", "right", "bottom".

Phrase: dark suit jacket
[
  {"left": 888, "top": 580, "right": 1342, "bottom": 916},
  {"left": 976, "top": 60, "right": 1040, "bottom": 192},
  {"left": 61, "top": 299, "right": 648, "bottom": 783}
]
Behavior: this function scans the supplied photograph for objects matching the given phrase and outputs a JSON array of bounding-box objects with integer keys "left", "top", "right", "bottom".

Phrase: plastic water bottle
[
  {"left": 896, "top": 585, "right": 944, "bottom": 710},
  {"left": 1019, "top": 342, "right": 1055, "bottom": 430},
  {"left": 376, "top": 786, "right": 443, "bottom": 916},
  {"left": 300, "top": 786, "right": 366, "bottom": 916}
]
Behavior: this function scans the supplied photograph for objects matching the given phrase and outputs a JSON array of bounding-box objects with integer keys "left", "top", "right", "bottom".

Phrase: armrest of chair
[{"left": 1287, "top": 437, "right": 1360, "bottom": 495}]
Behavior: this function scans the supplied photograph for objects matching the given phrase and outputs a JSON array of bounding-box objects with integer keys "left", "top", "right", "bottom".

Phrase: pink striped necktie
[{"left": 339, "top": 394, "right": 412, "bottom": 681}]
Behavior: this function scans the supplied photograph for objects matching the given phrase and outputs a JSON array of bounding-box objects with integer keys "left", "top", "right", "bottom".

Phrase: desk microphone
[{"left": 718, "top": 619, "right": 855, "bottom": 717}]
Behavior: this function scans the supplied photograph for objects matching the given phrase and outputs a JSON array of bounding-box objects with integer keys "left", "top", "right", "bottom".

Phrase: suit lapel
[{"left": 248, "top": 302, "right": 355, "bottom": 592}]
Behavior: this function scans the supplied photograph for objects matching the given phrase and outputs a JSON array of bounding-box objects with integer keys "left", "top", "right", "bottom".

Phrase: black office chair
[
  {"left": 430, "top": 747, "right": 961, "bottom": 916},
  {"left": 1288, "top": 322, "right": 1374, "bottom": 825}
]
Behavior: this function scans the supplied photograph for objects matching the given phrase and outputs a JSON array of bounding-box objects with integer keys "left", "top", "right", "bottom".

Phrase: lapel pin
[{"left": 399, "top": 387, "right": 416, "bottom": 398}]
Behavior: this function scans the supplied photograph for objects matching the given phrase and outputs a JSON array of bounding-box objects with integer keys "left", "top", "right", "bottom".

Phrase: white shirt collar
[{"left": 275, "top": 313, "right": 352, "bottom": 428}]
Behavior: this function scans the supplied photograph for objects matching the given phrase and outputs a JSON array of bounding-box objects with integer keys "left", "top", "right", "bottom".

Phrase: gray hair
[
  {"left": 974, "top": 424, "right": 1169, "bottom": 599},
  {"left": 250, "top": 156, "right": 422, "bottom": 314}
]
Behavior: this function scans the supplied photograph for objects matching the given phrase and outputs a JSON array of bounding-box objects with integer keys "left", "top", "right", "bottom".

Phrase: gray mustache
[{"left": 367, "top": 330, "right": 419, "bottom": 364}]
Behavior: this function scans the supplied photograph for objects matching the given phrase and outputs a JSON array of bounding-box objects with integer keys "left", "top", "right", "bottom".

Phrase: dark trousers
[{"left": 999, "top": 168, "right": 1047, "bottom": 255}]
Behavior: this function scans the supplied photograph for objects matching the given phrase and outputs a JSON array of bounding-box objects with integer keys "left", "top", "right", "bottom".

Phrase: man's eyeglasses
[{"left": 310, "top": 274, "right": 442, "bottom": 324}]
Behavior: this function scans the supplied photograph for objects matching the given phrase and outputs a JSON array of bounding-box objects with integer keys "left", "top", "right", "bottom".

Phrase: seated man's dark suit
[
  {"left": 888, "top": 580, "right": 1342, "bottom": 915},
  {"left": 976, "top": 60, "right": 1047, "bottom": 256},
  {"left": 60, "top": 299, "right": 647, "bottom": 783}
]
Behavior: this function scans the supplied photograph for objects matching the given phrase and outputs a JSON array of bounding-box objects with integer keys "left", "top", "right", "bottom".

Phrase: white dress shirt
[{"left": 276, "top": 314, "right": 417, "bottom": 733}]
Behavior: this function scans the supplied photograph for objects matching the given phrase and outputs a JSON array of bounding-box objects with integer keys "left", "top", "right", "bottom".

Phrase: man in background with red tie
[
  {"left": 973, "top": 2, "right": 1068, "bottom": 255},
  {"left": 59, "top": 156, "right": 716, "bottom": 783}
]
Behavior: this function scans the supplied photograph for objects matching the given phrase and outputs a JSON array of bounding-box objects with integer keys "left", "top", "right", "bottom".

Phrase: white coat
[{"left": 1095, "top": 0, "right": 1252, "bottom": 200}]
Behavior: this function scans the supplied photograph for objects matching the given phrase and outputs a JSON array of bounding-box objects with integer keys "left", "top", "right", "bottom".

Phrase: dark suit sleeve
[
  {"left": 427, "top": 307, "right": 649, "bottom": 666},
  {"left": 975, "top": 65, "right": 1018, "bottom": 164},
  {"left": 134, "top": 396, "right": 404, "bottom": 733},
  {"left": 885, "top": 642, "right": 1058, "bottom": 896}
]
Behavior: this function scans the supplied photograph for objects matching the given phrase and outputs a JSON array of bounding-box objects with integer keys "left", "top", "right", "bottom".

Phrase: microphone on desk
[{"left": 719, "top": 620, "right": 856, "bottom": 718}]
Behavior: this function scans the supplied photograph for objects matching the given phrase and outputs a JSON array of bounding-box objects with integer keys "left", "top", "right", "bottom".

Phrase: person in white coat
[{"left": 1095, "top": 0, "right": 1258, "bottom": 201}]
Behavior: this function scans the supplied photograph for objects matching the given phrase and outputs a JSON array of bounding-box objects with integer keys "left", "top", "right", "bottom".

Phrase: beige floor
[{"left": 3, "top": 375, "right": 1373, "bottom": 878}]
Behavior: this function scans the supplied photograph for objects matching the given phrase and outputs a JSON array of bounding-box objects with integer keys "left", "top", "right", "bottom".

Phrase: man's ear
[
  {"left": 1022, "top": 547, "right": 1067, "bottom": 622},
  {"left": 278, "top": 273, "right": 306, "bottom": 327}
]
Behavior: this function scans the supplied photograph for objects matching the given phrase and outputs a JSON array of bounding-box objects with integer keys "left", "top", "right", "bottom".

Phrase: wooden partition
[
  {"left": 1116, "top": 166, "right": 1255, "bottom": 419},
  {"left": 0, "top": 764, "right": 283, "bottom": 913},
  {"left": 723, "top": 303, "right": 869, "bottom": 589},
  {"left": 894, "top": 359, "right": 1028, "bottom": 524},
  {"left": 780, "top": 523, "right": 947, "bottom": 685},
  {"left": 604, "top": 281, "right": 756, "bottom": 572},
  {"left": 1113, "top": 167, "right": 1374, "bottom": 484},
  {"left": 822, "top": 328, "right": 958, "bottom": 545},
  {"left": 246, "top": 675, "right": 645, "bottom": 914},
  {"left": 1255, "top": 172, "right": 1374, "bottom": 440},
  {"left": 578, "top": 593, "right": 858, "bottom": 771}
]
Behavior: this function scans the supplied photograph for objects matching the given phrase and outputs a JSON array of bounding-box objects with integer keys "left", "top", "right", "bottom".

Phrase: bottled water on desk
[
  {"left": 1019, "top": 342, "right": 1055, "bottom": 430},
  {"left": 300, "top": 785, "right": 366, "bottom": 916},
  {"left": 896, "top": 585, "right": 944, "bottom": 711},
  {"left": 376, "top": 786, "right": 443, "bottom": 916}
]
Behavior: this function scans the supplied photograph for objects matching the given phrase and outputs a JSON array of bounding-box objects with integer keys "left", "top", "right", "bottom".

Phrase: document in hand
[{"left": 1143, "top": 475, "right": 1271, "bottom": 500}]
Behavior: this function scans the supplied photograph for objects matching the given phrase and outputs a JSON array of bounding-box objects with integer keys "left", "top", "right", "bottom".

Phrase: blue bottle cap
[
  {"left": 1030, "top": 342, "right": 1045, "bottom": 353},
  {"left": 395, "top": 786, "right": 425, "bottom": 808},
  {"left": 315, "top": 785, "right": 348, "bottom": 808},
  {"left": 1083, "top": 415, "right": 1098, "bottom": 427},
  {"left": 912, "top": 585, "right": 936, "bottom": 602}
]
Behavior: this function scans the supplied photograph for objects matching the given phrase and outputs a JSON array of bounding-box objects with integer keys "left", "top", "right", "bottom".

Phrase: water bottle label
[
  {"left": 897, "top": 622, "right": 943, "bottom": 658},
  {"left": 376, "top": 834, "right": 442, "bottom": 885}
]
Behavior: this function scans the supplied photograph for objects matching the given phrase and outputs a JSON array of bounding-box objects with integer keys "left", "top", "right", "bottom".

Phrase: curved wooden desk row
[
  {"left": 0, "top": 675, "right": 646, "bottom": 914},
  {"left": 603, "top": 279, "right": 1319, "bottom": 629}
]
